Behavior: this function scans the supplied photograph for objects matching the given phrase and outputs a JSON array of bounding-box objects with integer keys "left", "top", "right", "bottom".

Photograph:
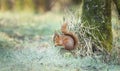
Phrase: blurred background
[
  {"left": 0, "top": 0, "right": 81, "bottom": 13},
  {"left": 0, "top": 0, "right": 84, "bottom": 71},
  {"left": 0, "top": 0, "right": 82, "bottom": 37}
]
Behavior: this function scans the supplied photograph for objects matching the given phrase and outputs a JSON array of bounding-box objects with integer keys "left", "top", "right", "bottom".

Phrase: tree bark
[{"left": 82, "top": 0, "right": 113, "bottom": 52}]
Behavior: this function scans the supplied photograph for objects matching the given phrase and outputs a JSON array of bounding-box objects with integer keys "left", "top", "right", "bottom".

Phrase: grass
[{"left": 0, "top": 12, "right": 62, "bottom": 37}]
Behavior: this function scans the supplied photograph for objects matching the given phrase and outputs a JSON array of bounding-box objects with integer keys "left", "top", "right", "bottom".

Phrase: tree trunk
[{"left": 82, "top": 0, "right": 113, "bottom": 52}]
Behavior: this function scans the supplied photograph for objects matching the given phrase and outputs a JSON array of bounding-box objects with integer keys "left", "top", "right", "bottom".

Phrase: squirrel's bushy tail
[{"left": 61, "top": 23, "right": 78, "bottom": 48}]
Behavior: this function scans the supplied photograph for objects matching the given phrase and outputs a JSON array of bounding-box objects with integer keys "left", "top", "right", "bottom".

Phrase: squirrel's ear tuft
[
  {"left": 63, "top": 22, "right": 67, "bottom": 26},
  {"left": 54, "top": 31, "right": 59, "bottom": 36},
  {"left": 53, "top": 31, "right": 58, "bottom": 43},
  {"left": 62, "top": 22, "right": 68, "bottom": 29},
  {"left": 54, "top": 31, "right": 58, "bottom": 34}
]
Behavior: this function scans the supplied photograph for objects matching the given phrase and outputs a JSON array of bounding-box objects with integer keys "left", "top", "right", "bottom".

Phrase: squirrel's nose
[
  {"left": 54, "top": 44, "right": 57, "bottom": 47},
  {"left": 54, "top": 43, "right": 60, "bottom": 47}
]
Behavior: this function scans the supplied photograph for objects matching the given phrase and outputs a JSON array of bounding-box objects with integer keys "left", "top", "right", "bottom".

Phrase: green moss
[{"left": 82, "top": 0, "right": 113, "bottom": 52}]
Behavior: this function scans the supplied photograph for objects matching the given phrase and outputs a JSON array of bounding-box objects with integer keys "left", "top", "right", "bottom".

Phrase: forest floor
[{"left": 0, "top": 12, "right": 120, "bottom": 71}]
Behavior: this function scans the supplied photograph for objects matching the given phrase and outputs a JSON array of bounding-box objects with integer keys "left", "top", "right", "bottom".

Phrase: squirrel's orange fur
[{"left": 53, "top": 23, "right": 78, "bottom": 50}]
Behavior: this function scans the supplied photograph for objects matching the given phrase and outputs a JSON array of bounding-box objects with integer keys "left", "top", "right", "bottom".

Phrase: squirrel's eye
[
  {"left": 56, "top": 37, "right": 58, "bottom": 39},
  {"left": 56, "top": 35, "right": 59, "bottom": 38}
]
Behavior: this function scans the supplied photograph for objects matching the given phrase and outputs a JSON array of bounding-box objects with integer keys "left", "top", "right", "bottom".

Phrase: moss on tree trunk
[{"left": 82, "top": 0, "right": 113, "bottom": 52}]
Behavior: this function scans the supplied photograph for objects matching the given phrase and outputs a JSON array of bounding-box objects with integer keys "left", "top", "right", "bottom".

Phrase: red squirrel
[{"left": 53, "top": 23, "right": 78, "bottom": 50}]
